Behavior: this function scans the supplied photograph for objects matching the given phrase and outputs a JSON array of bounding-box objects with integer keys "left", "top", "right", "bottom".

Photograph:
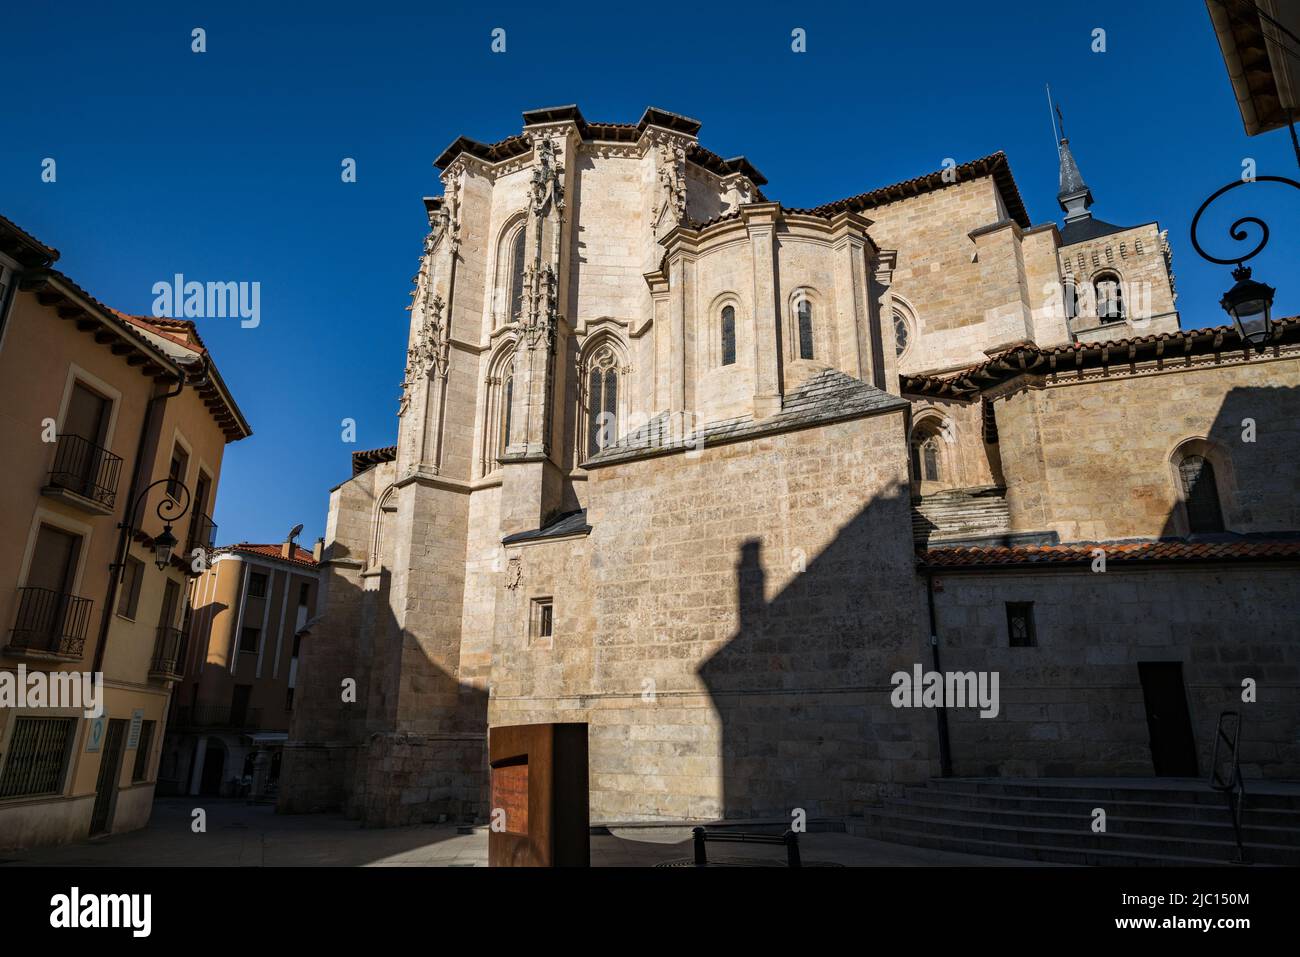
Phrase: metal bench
[{"left": 691, "top": 826, "right": 801, "bottom": 867}]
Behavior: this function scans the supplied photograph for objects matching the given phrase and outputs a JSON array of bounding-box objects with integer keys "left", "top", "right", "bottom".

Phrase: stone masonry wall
[
  {"left": 487, "top": 407, "right": 937, "bottom": 820},
  {"left": 935, "top": 564, "right": 1300, "bottom": 778}
]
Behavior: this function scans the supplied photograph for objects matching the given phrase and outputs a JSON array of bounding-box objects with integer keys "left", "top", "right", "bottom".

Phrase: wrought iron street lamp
[
  {"left": 1190, "top": 175, "right": 1298, "bottom": 346},
  {"left": 117, "top": 477, "right": 193, "bottom": 576}
]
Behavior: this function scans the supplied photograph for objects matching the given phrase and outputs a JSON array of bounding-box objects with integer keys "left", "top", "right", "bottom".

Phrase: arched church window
[
  {"left": 585, "top": 345, "right": 620, "bottom": 458},
  {"left": 482, "top": 345, "right": 516, "bottom": 475},
  {"left": 1178, "top": 454, "right": 1224, "bottom": 533},
  {"left": 894, "top": 310, "right": 910, "bottom": 357},
  {"left": 508, "top": 227, "right": 527, "bottom": 321},
  {"left": 797, "top": 298, "right": 814, "bottom": 360},
  {"left": 721, "top": 305, "right": 736, "bottom": 366},
  {"left": 1094, "top": 271, "right": 1124, "bottom": 323},
  {"left": 910, "top": 421, "right": 948, "bottom": 485}
]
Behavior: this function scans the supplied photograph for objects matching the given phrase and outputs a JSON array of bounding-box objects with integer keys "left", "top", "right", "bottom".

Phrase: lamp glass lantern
[
  {"left": 1221, "top": 265, "right": 1275, "bottom": 346},
  {"left": 153, "top": 524, "right": 178, "bottom": 570}
]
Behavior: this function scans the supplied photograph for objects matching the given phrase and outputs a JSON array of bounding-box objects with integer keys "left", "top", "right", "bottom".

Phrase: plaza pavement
[{"left": 1, "top": 797, "right": 1050, "bottom": 867}]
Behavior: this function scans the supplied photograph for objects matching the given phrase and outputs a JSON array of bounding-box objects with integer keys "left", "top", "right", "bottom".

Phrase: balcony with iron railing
[
  {"left": 187, "top": 512, "right": 217, "bottom": 555},
  {"left": 169, "top": 704, "right": 264, "bottom": 730},
  {"left": 42, "top": 433, "right": 124, "bottom": 514},
  {"left": 5, "top": 586, "right": 93, "bottom": 659},
  {"left": 149, "top": 625, "right": 188, "bottom": 681}
]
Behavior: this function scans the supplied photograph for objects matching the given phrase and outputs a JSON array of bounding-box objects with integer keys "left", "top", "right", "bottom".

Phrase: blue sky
[{"left": 3, "top": 1, "right": 1296, "bottom": 545}]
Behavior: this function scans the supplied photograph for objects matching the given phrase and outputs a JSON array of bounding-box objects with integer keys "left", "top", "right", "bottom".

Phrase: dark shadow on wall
[
  {"left": 1159, "top": 384, "right": 1300, "bottom": 540},
  {"left": 277, "top": 539, "right": 489, "bottom": 833},
  {"left": 697, "top": 483, "right": 938, "bottom": 819}
]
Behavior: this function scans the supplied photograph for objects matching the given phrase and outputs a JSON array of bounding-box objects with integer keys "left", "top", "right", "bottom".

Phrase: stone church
[{"left": 280, "top": 105, "right": 1300, "bottom": 827}]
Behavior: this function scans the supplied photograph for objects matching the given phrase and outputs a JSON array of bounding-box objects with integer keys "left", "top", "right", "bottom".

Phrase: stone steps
[
  {"left": 853, "top": 778, "right": 1300, "bottom": 866},
  {"left": 912, "top": 486, "right": 1010, "bottom": 545}
]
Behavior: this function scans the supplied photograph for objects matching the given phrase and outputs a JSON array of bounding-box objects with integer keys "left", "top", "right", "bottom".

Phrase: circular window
[{"left": 893, "top": 310, "right": 911, "bottom": 357}]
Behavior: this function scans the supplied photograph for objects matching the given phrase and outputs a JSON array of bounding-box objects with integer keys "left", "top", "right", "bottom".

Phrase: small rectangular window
[
  {"left": 168, "top": 444, "right": 189, "bottom": 501},
  {"left": 1007, "top": 602, "right": 1037, "bottom": 647},
  {"left": 530, "top": 597, "right": 554, "bottom": 646},
  {"left": 116, "top": 555, "right": 145, "bottom": 619},
  {"left": 132, "top": 720, "right": 155, "bottom": 782},
  {"left": 0, "top": 717, "right": 76, "bottom": 798},
  {"left": 248, "top": 572, "right": 268, "bottom": 598},
  {"left": 239, "top": 626, "right": 260, "bottom": 654},
  {"left": 298, "top": 582, "right": 310, "bottom": 606}
]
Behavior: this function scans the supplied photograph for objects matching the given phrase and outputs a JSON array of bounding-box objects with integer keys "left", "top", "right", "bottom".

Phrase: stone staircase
[
  {"left": 911, "top": 486, "right": 1011, "bottom": 546},
  {"left": 851, "top": 778, "right": 1300, "bottom": 865}
]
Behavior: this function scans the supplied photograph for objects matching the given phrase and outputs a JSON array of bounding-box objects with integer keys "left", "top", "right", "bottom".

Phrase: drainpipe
[
  {"left": 925, "top": 566, "right": 953, "bottom": 777},
  {"left": 91, "top": 354, "right": 209, "bottom": 674}
]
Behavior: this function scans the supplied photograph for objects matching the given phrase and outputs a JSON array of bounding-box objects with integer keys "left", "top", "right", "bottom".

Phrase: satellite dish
[{"left": 288, "top": 523, "right": 304, "bottom": 543}]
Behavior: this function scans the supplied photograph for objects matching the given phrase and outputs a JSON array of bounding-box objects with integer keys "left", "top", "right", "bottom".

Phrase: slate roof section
[
  {"left": 501, "top": 509, "right": 592, "bottom": 545},
  {"left": 583, "top": 369, "right": 909, "bottom": 468},
  {"left": 922, "top": 538, "right": 1300, "bottom": 569},
  {"left": 1059, "top": 216, "right": 1135, "bottom": 245}
]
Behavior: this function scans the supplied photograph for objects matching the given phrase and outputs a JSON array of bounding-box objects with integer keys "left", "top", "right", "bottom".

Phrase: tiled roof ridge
[
  {"left": 903, "top": 316, "right": 1300, "bottom": 397},
  {"left": 220, "top": 542, "right": 320, "bottom": 566},
  {"left": 0, "top": 212, "right": 59, "bottom": 265},
  {"left": 351, "top": 444, "right": 398, "bottom": 476},
  {"left": 922, "top": 537, "right": 1300, "bottom": 567},
  {"left": 786, "top": 152, "right": 1031, "bottom": 229}
]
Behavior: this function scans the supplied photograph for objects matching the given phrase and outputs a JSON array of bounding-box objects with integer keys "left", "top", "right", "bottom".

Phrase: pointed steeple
[
  {"left": 1057, "top": 137, "right": 1094, "bottom": 223},
  {"left": 1054, "top": 106, "right": 1093, "bottom": 224}
]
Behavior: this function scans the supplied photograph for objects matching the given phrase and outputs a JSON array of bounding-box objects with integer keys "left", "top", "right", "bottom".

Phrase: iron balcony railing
[
  {"left": 47, "top": 433, "right": 123, "bottom": 508},
  {"left": 7, "top": 586, "right": 93, "bottom": 657},
  {"left": 187, "top": 512, "right": 217, "bottom": 554},
  {"left": 169, "top": 704, "right": 264, "bottom": 730},
  {"left": 149, "top": 625, "right": 188, "bottom": 678}
]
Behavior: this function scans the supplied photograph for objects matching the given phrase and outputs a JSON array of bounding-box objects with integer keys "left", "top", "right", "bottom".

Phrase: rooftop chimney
[{"left": 312, "top": 537, "right": 324, "bottom": 563}]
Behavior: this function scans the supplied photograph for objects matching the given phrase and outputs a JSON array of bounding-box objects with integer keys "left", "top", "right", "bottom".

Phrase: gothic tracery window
[
  {"left": 910, "top": 422, "right": 947, "bottom": 485},
  {"left": 894, "top": 310, "right": 910, "bottom": 357},
  {"left": 584, "top": 345, "right": 620, "bottom": 459},
  {"left": 721, "top": 305, "right": 736, "bottom": 366}
]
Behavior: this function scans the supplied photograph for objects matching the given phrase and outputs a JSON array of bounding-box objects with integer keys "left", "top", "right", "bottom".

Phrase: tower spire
[{"left": 1055, "top": 105, "right": 1094, "bottom": 224}]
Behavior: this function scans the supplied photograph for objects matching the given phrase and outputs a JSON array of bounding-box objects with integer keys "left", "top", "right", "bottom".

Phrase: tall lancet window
[
  {"left": 508, "top": 228, "right": 527, "bottom": 321},
  {"left": 797, "top": 298, "right": 815, "bottom": 360},
  {"left": 721, "top": 305, "right": 736, "bottom": 366},
  {"left": 1178, "top": 455, "right": 1224, "bottom": 533},
  {"left": 585, "top": 345, "right": 620, "bottom": 459},
  {"left": 499, "top": 370, "right": 514, "bottom": 455},
  {"left": 482, "top": 345, "right": 516, "bottom": 476}
]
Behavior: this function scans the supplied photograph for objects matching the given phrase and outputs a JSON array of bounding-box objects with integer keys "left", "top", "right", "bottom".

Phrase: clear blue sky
[{"left": 3, "top": 1, "right": 1296, "bottom": 546}]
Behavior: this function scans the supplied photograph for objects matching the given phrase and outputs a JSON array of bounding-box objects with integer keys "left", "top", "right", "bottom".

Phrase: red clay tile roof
[
  {"left": 352, "top": 445, "right": 397, "bottom": 476},
  {"left": 113, "top": 311, "right": 209, "bottom": 353},
  {"left": 903, "top": 316, "right": 1300, "bottom": 398},
  {"left": 922, "top": 539, "right": 1300, "bottom": 568},
  {"left": 223, "top": 543, "right": 319, "bottom": 567},
  {"left": 0, "top": 213, "right": 59, "bottom": 266},
  {"left": 788, "top": 152, "right": 1031, "bottom": 229}
]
